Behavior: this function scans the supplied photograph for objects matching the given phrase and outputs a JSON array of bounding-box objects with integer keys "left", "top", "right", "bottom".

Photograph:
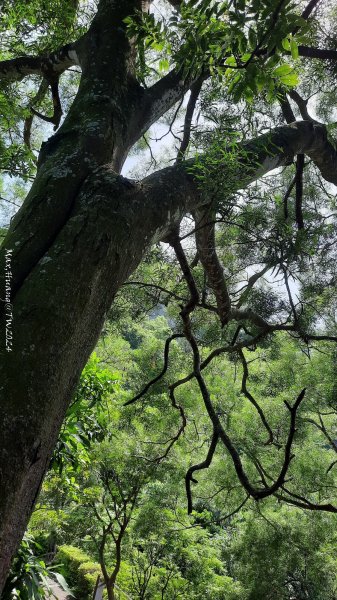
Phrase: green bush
[{"left": 55, "top": 545, "right": 101, "bottom": 600}]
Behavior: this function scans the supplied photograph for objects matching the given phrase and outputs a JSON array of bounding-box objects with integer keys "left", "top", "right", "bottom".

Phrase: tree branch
[
  {"left": 185, "top": 429, "right": 219, "bottom": 513},
  {"left": 124, "top": 333, "right": 184, "bottom": 405},
  {"left": 177, "top": 78, "right": 203, "bottom": 161},
  {"left": 139, "top": 69, "right": 207, "bottom": 139},
  {"left": 0, "top": 43, "right": 80, "bottom": 83},
  {"left": 167, "top": 232, "right": 307, "bottom": 504},
  {"left": 193, "top": 208, "right": 231, "bottom": 325},
  {"left": 5, "top": 121, "right": 337, "bottom": 318},
  {"left": 298, "top": 45, "right": 337, "bottom": 61},
  {"left": 279, "top": 93, "right": 296, "bottom": 125},
  {"left": 276, "top": 486, "right": 337, "bottom": 512},
  {"left": 24, "top": 78, "right": 50, "bottom": 149},
  {"left": 31, "top": 75, "right": 63, "bottom": 131},
  {"left": 238, "top": 348, "right": 274, "bottom": 445}
]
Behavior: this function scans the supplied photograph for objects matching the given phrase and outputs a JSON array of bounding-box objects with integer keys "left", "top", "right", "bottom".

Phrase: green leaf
[
  {"left": 52, "top": 572, "right": 75, "bottom": 597},
  {"left": 281, "top": 37, "right": 291, "bottom": 51},
  {"left": 151, "top": 41, "right": 164, "bottom": 52},
  {"left": 273, "top": 64, "right": 293, "bottom": 77},
  {"left": 159, "top": 58, "right": 169, "bottom": 72},
  {"left": 279, "top": 72, "right": 299, "bottom": 86},
  {"left": 290, "top": 38, "right": 299, "bottom": 59}
]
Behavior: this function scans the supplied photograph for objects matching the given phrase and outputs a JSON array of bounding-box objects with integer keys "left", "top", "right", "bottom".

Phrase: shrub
[{"left": 55, "top": 545, "right": 101, "bottom": 600}]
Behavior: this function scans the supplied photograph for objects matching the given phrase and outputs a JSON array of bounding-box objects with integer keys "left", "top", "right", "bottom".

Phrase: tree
[
  {"left": 1, "top": 0, "right": 337, "bottom": 589},
  {"left": 83, "top": 439, "right": 145, "bottom": 600}
]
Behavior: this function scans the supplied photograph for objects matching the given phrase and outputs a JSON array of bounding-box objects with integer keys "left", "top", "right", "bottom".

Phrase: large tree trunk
[
  {"left": 1, "top": 0, "right": 337, "bottom": 588},
  {"left": 0, "top": 0, "right": 144, "bottom": 586}
]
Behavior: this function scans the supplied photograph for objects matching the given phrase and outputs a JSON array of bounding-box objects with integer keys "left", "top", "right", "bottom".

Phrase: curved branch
[
  {"left": 154, "top": 385, "right": 187, "bottom": 462},
  {"left": 185, "top": 429, "right": 219, "bottom": 513},
  {"left": 288, "top": 90, "right": 315, "bottom": 122},
  {"left": 139, "top": 67, "right": 208, "bottom": 139},
  {"left": 31, "top": 75, "right": 63, "bottom": 131},
  {"left": 238, "top": 348, "right": 274, "bottom": 445},
  {"left": 124, "top": 333, "right": 184, "bottom": 405},
  {"left": 276, "top": 487, "right": 337, "bottom": 512},
  {"left": 177, "top": 77, "right": 203, "bottom": 161},
  {"left": 0, "top": 43, "right": 80, "bottom": 83},
  {"left": 5, "top": 121, "right": 337, "bottom": 317}
]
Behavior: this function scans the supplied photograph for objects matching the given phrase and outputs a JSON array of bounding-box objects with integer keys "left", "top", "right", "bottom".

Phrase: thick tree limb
[
  {"left": 279, "top": 94, "right": 296, "bottom": 125},
  {"left": 4, "top": 120, "right": 337, "bottom": 308},
  {"left": 298, "top": 45, "right": 337, "bottom": 61},
  {"left": 300, "top": 0, "right": 321, "bottom": 20},
  {"left": 193, "top": 208, "right": 231, "bottom": 325},
  {"left": 0, "top": 44, "right": 80, "bottom": 83},
  {"left": 139, "top": 69, "right": 207, "bottom": 139},
  {"left": 288, "top": 90, "right": 315, "bottom": 122}
]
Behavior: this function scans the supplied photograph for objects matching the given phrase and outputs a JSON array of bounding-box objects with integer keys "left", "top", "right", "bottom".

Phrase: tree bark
[{"left": 1, "top": 0, "right": 337, "bottom": 588}]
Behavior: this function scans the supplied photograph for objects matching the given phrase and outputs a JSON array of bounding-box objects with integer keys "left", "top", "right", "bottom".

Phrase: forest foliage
[{"left": 18, "top": 301, "right": 337, "bottom": 599}]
